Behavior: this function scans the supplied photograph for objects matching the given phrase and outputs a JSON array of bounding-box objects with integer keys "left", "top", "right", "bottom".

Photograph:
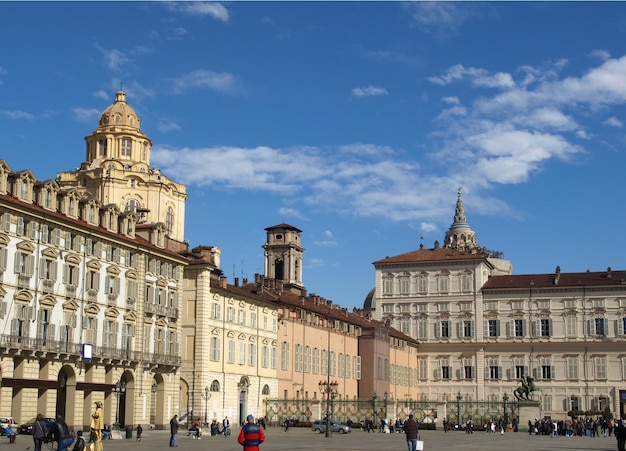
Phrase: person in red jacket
[{"left": 238, "top": 415, "right": 265, "bottom": 451}]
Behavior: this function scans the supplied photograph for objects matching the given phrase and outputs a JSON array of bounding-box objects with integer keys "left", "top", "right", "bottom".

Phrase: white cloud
[
  {"left": 163, "top": 2, "right": 229, "bottom": 22},
  {"left": 171, "top": 69, "right": 241, "bottom": 94},
  {"left": 442, "top": 96, "right": 460, "bottom": 105},
  {"left": 605, "top": 116, "right": 623, "bottom": 128},
  {"left": 72, "top": 108, "right": 101, "bottom": 123},
  {"left": 352, "top": 86, "right": 388, "bottom": 98},
  {"left": 590, "top": 49, "right": 611, "bottom": 61},
  {"left": 93, "top": 90, "right": 109, "bottom": 101},
  {"left": 428, "top": 64, "right": 514, "bottom": 88},
  {"left": 0, "top": 110, "right": 35, "bottom": 120},
  {"left": 157, "top": 121, "right": 181, "bottom": 133},
  {"left": 96, "top": 44, "right": 129, "bottom": 72},
  {"left": 403, "top": 2, "right": 479, "bottom": 37},
  {"left": 420, "top": 222, "right": 437, "bottom": 233},
  {"left": 278, "top": 207, "right": 305, "bottom": 220}
]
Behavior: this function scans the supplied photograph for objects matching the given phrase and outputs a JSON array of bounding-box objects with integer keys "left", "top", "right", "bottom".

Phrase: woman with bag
[{"left": 32, "top": 415, "right": 48, "bottom": 451}]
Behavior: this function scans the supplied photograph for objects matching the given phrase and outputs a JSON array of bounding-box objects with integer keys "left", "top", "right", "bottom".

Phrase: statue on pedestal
[{"left": 514, "top": 376, "right": 542, "bottom": 401}]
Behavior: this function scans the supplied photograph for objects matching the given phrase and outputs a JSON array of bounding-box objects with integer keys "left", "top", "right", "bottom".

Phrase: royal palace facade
[{"left": 366, "top": 189, "right": 626, "bottom": 420}]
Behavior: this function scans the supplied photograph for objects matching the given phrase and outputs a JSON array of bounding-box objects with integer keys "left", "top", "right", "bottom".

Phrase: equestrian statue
[{"left": 513, "top": 375, "right": 542, "bottom": 401}]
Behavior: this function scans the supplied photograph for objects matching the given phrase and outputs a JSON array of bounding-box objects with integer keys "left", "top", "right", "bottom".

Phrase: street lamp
[
  {"left": 112, "top": 379, "right": 126, "bottom": 429},
  {"left": 502, "top": 393, "right": 509, "bottom": 430},
  {"left": 456, "top": 392, "right": 462, "bottom": 428},
  {"left": 201, "top": 386, "right": 211, "bottom": 427},
  {"left": 372, "top": 393, "right": 378, "bottom": 430},
  {"left": 383, "top": 392, "right": 387, "bottom": 424},
  {"left": 319, "top": 380, "right": 338, "bottom": 438}
]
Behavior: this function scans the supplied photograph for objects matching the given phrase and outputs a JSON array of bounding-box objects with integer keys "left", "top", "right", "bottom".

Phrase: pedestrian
[
  {"left": 136, "top": 424, "right": 143, "bottom": 442},
  {"left": 49, "top": 415, "right": 75, "bottom": 451},
  {"left": 223, "top": 416, "right": 230, "bottom": 436},
  {"left": 72, "top": 431, "right": 85, "bottom": 451},
  {"left": 32, "top": 414, "right": 48, "bottom": 451},
  {"left": 238, "top": 415, "right": 265, "bottom": 451},
  {"left": 169, "top": 415, "right": 180, "bottom": 447},
  {"left": 90, "top": 401, "right": 104, "bottom": 451},
  {"left": 403, "top": 414, "right": 419, "bottom": 451},
  {"left": 4, "top": 424, "right": 16, "bottom": 444},
  {"left": 615, "top": 419, "right": 626, "bottom": 451}
]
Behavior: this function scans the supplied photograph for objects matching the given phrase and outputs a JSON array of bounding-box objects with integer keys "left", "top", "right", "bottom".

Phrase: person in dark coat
[
  {"left": 49, "top": 415, "right": 74, "bottom": 451},
  {"left": 403, "top": 414, "right": 419, "bottom": 451},
  {"left": 615, "top": 419, "right": 626, "bottom": 451},
  {"left": 238, "top": 415, "right": 265, "bottom": 451},
  {"left": 72, "top": 431, "right": 85, "bottom": 451},
  {"left": 169, "top": 415, "right": 180, "bottom": 447}
]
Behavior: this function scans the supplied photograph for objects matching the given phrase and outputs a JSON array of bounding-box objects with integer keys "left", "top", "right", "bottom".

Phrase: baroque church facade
[{"left": 366, "top": 189, "right": 626, "bottom": 420}]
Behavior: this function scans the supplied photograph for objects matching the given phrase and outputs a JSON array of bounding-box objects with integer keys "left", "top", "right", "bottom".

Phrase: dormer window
[
  {"left": 121, "top": 138, "right": 132, "bottom": 158},
  {"left": 20, "top": 179, "right": 28, "bottom": 200},
  {"left": 45, "top": 189, "right": 52, "bottom": 208},
  {"left": 68, "top": 197, "right": 75, "bottom": 216}
]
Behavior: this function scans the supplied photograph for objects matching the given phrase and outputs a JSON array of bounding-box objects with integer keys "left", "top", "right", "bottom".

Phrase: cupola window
[
  {"left": 121, "top": 138, "right": 132, "bottom": 158},
  {"left": 99, "top": 139, "right": 107, "bottom": 157}
]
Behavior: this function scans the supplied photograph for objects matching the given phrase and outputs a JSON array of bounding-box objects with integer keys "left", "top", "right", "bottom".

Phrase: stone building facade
[
  {"left": 0, "top": 159, "right": 186, "bottom": 431},
  {"left": 366, "top": 188, "right": 626, "bottom": 419}
]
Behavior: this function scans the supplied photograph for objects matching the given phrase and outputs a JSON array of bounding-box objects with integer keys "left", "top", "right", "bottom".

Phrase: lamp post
[
  {"left": 319, "top": 380, "right": 338, "bottom": 438},
  {"left": 456, "top": 392, "right": 462, "bottom": 428},
  {"left": 112, "top": 379, "right": 126, "bottom": 429},
  {"left": 503, "top": 392, "right": 509, "bottom": 430},
  {"left": 382, "top": 391, "right": 388, "bottom": 425},
  {"left": 372, "top": 393, "right": 378, "bottom": 430},
  {"left": 201, "top": 386, "right": 211, "bottom": 427}
]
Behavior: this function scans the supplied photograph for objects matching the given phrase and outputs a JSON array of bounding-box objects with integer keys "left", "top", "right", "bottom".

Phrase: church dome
[{"left": 98, "top": 90, "right": 141, "bottom": 130}]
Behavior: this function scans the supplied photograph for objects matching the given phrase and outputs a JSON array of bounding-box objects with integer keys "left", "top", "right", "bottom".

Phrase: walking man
[
  {"left": 403, "top": 414, "right": 419, "bottom": 451},
  {"left": 169, "top": 415, "right": 180, "bottom": 447},
  {"left": 238, "top": 415, "right": 265, "bottom": 451}
]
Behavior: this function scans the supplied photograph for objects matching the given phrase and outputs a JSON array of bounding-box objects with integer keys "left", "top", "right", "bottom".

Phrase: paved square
[{"left": 65, "top": 427, "right": 619, "bottom": 451}]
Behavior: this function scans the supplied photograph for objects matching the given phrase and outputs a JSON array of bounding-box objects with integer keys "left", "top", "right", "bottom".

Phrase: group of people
[
  {"left": 23, "top": 401, "right": 104, "bottom": 451},
  {"left": 528, "top": 416, "right": 625, "bottom": 438},
  {"left": 168, "top": 414, "right": 265, "bottom": 451}
]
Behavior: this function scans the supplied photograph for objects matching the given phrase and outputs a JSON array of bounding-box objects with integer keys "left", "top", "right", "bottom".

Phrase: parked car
[
  {"left": 311, "top": 420, "right": 351, "bottom": 434},
  {"left": 17, "top": 418, "right": 55, "bottom": 435}
]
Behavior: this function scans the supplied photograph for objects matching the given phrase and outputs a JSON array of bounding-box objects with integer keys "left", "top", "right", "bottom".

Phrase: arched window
[{"left": 125, "top": 199, "right": 140, "bottom": 214}]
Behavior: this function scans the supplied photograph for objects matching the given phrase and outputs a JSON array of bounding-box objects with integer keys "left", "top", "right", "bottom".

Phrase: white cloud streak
[
  {"left": 163, "top": 2, "right": 229, "bottom": 22},
  {"left": 171, "top": 69, "right": 241, "bottom": 94},
  {"left": 352, "top": 86, "right": 388, "bottom": 98}
]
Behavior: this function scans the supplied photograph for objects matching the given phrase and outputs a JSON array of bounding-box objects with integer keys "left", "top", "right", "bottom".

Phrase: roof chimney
[{"left": 554, "top": 265, "right": 561, "bottom": 285}]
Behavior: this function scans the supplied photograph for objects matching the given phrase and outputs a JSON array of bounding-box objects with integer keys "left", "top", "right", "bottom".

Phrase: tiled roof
[
  {"left": 264, "top": 223, "right": 302, "bottom": 232},
  {"left": 213, "top": 277, "right": 419, "bottom": 346},
  {"left": 373, "top": 247, "right": 489, "bottom": 265},
  {"left": 482, "top": 269, "right": 626, "bottom": 290}
]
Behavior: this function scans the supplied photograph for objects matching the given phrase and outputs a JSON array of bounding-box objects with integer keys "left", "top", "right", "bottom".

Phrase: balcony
[
  {"left": 87, "top": 289, "right": 98, "bottom": 303},
  {"left": 18, "top": 274, "right": 31, "bottom": 289},
  {"left": 42, "top": 279, "right": 55, "bottom": 294},
  {"left": 107, "top": 294, "right": 118, "bottom": 306},
  {"left": 65, "top": 284, "right": 77, "bottom": 298},
  {"left": 144, "top": 302, "right": 156, "bottom": 314},
  {"left": 126, "top": 297, "right": 136, "bottom": 308}
]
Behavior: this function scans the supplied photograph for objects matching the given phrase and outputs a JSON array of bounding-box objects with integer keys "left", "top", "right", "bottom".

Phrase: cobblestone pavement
[{"left": 57, "top": 427, "right": 620, "bottom": 451}]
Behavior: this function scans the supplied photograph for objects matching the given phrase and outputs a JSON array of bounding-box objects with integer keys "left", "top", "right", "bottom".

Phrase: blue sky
[{"left": 2, "top": 2, "right": 626, "bottom": 311}]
